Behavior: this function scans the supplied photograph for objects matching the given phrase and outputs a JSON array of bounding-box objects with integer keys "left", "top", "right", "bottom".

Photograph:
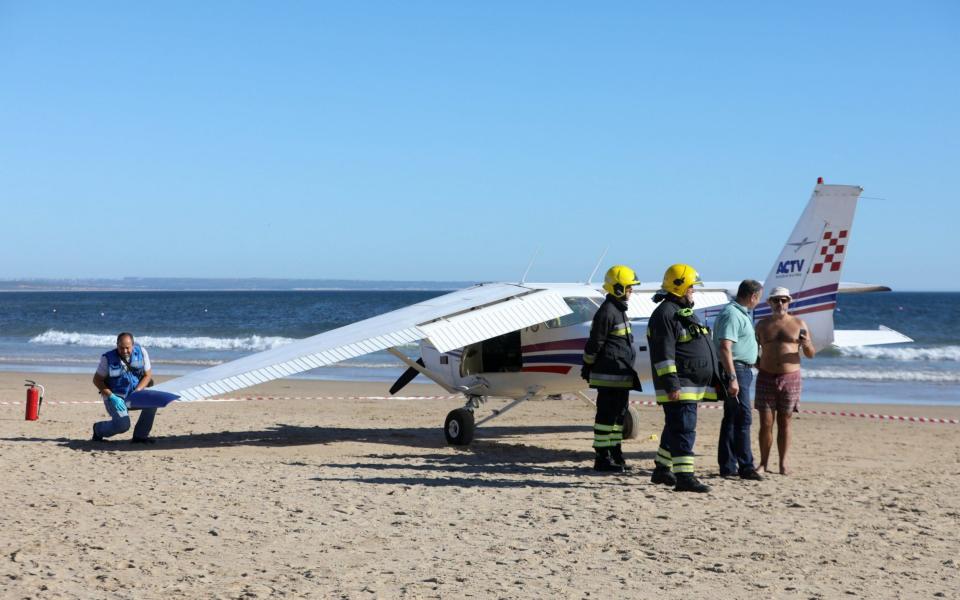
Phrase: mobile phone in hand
[{"left": 798, "top": 328, "right": 807, "bottom": 341}]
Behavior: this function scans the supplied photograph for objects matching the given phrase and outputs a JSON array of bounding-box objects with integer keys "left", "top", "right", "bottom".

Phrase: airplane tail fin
[{"left": 754, "top": 179, "right": 863, "bottom": 350}]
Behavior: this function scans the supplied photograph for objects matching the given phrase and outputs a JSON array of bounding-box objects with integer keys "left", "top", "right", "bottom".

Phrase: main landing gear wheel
[
  {"left": 444, "top": 408, "right": 475, "bottom": 445},
  {"left": 622, "top": 404, "right": 641, "bottom": 441}
]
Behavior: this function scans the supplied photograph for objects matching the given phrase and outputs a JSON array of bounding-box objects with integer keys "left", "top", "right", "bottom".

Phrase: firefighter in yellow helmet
[
  {"left": 646, "top": 264, "right": 723, "bottom": 492},
  {"left": 581, "top": 265, "right": 643, "bottom": 472}
]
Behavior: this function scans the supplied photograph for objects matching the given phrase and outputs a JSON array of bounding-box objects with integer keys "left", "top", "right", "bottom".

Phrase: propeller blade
[{"left": 389, "top": 358, "right": 425, "bottom": 395}]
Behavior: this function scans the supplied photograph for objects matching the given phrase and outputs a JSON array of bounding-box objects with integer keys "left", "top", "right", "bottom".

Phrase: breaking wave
[
  {"left": 835, "top": 345, "right": 960, "bottom": 361},
  {"left": 804, "top": 368, "right": 960, "bottom": 383},
  {"left": 29, "top": 330, "right": 296, "bottom": 352},
  {"left": 0, "top": 356, "right": 223, "bottom": 367}
]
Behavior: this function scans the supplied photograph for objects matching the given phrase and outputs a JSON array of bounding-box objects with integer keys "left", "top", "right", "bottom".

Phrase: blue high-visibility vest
[{"left": 103, "top": 344, "right": 146, "bottom": 398}]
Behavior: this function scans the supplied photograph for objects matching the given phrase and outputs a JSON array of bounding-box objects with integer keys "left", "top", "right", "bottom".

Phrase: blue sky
[{"left": 1, "top": 2, "right": 957, "bottom": 290}]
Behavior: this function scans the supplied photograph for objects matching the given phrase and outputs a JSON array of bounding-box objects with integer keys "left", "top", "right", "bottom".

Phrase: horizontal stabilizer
[
  {"left": 838, "top": 282, "right": 892, "bottom": 294},
  {"left": 833, "top": 325, "right": 913, "bottom": 347},
  {"left": 126, "top": 389, "right": 180, "bottom": 409}
]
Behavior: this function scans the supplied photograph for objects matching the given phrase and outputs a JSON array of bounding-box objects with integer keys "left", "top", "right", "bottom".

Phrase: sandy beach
[{"left": 1, "top": 372, "right": 958, "bottom": 599}]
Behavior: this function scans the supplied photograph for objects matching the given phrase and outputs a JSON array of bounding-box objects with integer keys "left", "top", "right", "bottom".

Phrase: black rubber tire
[
  {"left": 444, "top": 408, "right": 475, "bottom": 445},
  {"left": 622, "top": 404, "right": 641, "bottom": 441}
]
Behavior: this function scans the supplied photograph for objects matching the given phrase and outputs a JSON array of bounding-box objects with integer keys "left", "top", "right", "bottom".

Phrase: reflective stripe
[
  {"left": 678, "top": 331, "right": 693, "bottom": 343},
  {"left": 583, "top": 354, "right": 596, "bottom": 365},
  {"left": 594, "top": 423, "right": 616, "bottom": 432},
  {"left": 591, "top": 373, "right": 633, "bottom": 382},
  {"left": 654, "top": 386, "right": 718, "bottom": 403},
  {"left": 610, "top": 321, "right": 631, "bottom": 337},
  {"left": 655, "top": 446, "right": 672, "bottom": 467},
  {"left": 590, "top": 372, "right": 634, "bottom": 388},
  {"left": 611, "top": 424, "right": 623, "bottom": 433},
  {"left": 672, "top": 455, "right": 694, "bottom": 473},
  {"left": 593, "top": 439, "right": 617, "bottom": 448},
  {"left": 654, "top": 358, "right": 678, "bottom": 375}
]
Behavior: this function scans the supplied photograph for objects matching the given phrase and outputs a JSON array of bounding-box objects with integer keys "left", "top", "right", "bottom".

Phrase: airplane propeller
[{"left": 389, "top": 358, "right": 425, "bottom": 395}]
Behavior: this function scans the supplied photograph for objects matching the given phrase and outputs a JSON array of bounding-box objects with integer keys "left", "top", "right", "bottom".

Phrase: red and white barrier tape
[
  {"left": 794, "top": 408, "right": 959, "bottom": 425},
  {"left": 0, "top": 395, "right": 459, "bottom": 407},
  {"left": 629, "top": 399, "right": 959, "bottom": 425},
  {"left": 3, "top": 395, "right": 957, "bottom": 424}
]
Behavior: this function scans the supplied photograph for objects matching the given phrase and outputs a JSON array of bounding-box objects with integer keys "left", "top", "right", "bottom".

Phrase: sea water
[{"left": 1, "top": 291, "right": 957, "bottom": 406}]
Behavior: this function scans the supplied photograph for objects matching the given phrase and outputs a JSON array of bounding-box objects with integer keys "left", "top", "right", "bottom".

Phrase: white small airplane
[{"left": 151, "top": 178, "right": 911, "bottom": 445}]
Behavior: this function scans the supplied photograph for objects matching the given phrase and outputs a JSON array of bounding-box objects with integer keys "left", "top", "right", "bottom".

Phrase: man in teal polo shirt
[{"left": 715, "top": 280, "right": 764, "bottom": 480}]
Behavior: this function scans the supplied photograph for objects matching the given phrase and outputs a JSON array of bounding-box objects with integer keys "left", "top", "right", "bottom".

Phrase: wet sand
[{"left": 1, "top": 372, "right": 958, "bottom": 599}]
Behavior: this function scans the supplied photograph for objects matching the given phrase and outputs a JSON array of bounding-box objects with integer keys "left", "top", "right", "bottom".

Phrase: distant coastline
[
  {"left": 0, "top": 278, "right": 948, "bottom": 293},
  {"left": 0, "top": 278, "right": 475, "bottom": 292}
]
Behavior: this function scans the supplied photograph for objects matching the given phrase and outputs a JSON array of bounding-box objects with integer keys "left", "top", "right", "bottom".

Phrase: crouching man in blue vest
[{"left": 92, "top": 332, "right": 158, "bottom": 443}]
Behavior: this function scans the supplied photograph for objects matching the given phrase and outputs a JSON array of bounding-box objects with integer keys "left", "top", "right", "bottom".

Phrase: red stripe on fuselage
[
  {"left": 789, "top": 302, "right": 836, "bottom": 316},
  {"left": 520, "top": 338, "right": 588, "bottom": 353},
  {"left": 792, "top": 283, "right": 839, "bottom": 300},
  {"left": 521, "top": 365, "right": 572, "bottom": 374}
]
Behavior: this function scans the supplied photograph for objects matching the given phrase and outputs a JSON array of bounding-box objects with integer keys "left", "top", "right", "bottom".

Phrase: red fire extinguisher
[{"left": 25, "top": 380, "right": 44, "bottom": 421}]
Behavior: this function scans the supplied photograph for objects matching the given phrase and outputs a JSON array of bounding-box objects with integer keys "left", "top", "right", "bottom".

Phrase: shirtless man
[{"left": 755, "top": 287, "right": 815, "bottom": 475}]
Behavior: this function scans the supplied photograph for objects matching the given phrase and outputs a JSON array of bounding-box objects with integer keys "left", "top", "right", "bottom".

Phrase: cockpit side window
[{"left": 543, "top": 297, "right": 601, "bottom": 329}]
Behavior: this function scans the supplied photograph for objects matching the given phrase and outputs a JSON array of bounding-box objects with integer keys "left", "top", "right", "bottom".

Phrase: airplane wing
[
  {"left": 153, "top": 283, "right": 572, "bottom": 401},
  {"left": 626, "top": 290, "right": 731, "bottom": 319}
]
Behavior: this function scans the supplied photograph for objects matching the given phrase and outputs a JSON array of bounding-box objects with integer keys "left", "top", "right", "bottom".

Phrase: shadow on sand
[
  {"left": 2, "top": 423, "right": 636, "bottom": 452},
  {"left": 3, "top": 424, "right": 659, "bottom": 489},
  {"left": 308, "top": 444, "right": 659, "bottom": 489}
]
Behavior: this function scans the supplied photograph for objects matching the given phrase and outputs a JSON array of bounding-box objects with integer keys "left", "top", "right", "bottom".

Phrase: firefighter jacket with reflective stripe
[
  {"left": 647, "top": 295, "right": 721, "bottom": 403},
  {"left": 583, "top": 295, "right": 640, "bottom": 389}
]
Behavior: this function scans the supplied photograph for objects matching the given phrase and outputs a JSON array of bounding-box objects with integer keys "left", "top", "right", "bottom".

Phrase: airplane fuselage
[{"left": 420, "top": 298, "right": 721, "bottom": 399}]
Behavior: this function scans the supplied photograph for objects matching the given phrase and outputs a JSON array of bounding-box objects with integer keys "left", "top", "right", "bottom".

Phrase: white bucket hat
[{"left": 769, "top": 286, "right": 793, "bottom": 301}]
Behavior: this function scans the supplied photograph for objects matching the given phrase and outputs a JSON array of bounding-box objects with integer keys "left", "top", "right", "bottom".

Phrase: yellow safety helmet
[
  {"left": 602, "top": 265, "right": 641, "bottom": 298},
  {"left": 661, "top": 263, "right": 703, "bottom": 297}
]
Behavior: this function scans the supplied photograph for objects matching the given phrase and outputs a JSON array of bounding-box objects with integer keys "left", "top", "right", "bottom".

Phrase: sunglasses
[{"left": 770, "top": 297, "right": 790, "bottom": 304}]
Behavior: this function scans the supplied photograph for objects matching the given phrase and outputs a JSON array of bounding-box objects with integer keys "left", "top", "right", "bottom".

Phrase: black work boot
[
  {"left": 593, "top": 448, "right": 625, "bottom": 473},
  {"left": 609, "top": 445, "right": 632, "bottom": 471},
  {"left": 674, "top": 473, "right": 711, "bottom": 493},
  {"left": 650, "top": 465, "right": 676, "bottom": 486}
]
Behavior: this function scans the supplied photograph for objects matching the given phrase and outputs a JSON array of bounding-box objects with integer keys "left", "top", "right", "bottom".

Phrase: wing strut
[{"left": 474, "top": 387, "right": 543, "bottom": 426}]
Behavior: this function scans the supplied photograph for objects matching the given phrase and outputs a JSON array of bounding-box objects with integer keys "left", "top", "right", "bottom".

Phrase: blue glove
[{"left": 108, "top": 393, "right": 128, "bottom": 415}]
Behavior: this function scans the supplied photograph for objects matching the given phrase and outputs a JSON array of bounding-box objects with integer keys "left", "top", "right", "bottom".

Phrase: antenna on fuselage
[
  {"left": 520, "top": 247, "right": 542, "bottom": 284},
  {"left": 586, "top": 246, "right": 609, "bottom": 285}
]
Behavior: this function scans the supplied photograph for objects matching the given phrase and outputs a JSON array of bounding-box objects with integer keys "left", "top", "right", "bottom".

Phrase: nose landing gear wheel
[{"left": 444, "top": 408, "right": 475, "bottom": 445}]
